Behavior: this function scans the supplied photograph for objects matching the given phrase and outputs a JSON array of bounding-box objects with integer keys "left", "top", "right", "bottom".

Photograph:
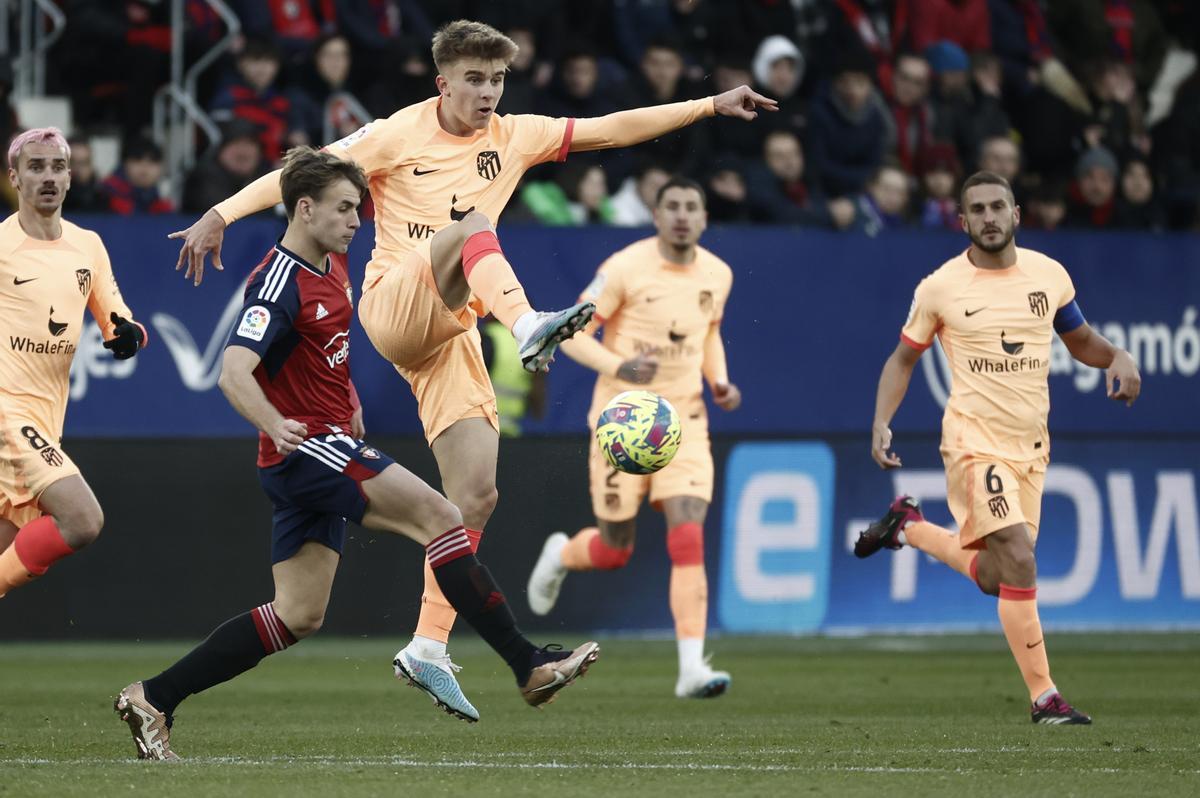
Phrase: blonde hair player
[
  {"left": 526, "top": 177, "right": 741, "bottom": 699},
  {"left": 168, "top": 20, "right": 774, "bottom": 719},
  {"left": 0, "top": 128, "right": 148, "bottom": 599},
  {"left": 856, "top": 171, "right": 1141, "bottom": 725}
]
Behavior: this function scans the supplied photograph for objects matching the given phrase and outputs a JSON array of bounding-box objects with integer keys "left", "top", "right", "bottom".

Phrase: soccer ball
[{"left": 595, "top": 390, "right": 682, "bottom": 475}]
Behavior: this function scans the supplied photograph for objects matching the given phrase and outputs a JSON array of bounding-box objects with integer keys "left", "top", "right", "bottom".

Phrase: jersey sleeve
[
  {"left": 900, "top": 277, "right": 941, "bottom": 351},
  {"left": 329, "top": 115, "right": 405, "bottom": 176},
  {"left": 580, "top": 259, "right": 625, "bottom": 323},
  {"left": 712, "top": 261, "right": 733, "bottom": 323},
  {"left": 226, "top": 267, "right": 302, "bottom": 358},
  {"left": 508, "top": 113, "right": 573, "bottom": 167},
  {"left": 85, "top": 233, "right": 134, "bottom": 340},
  {"left": 1052, "top": 260, "right": 1085, "bottom": 334}
]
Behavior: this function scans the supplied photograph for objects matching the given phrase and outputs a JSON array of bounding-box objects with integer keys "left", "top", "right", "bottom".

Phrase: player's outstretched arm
[
  {"left": 872, "top": 341, "right": 923, "bottom": 469},
  {"left": 569, "top": 86, "right": 777, "bottom": 153},
  {"left": 558, "top": 317, "right": 644, "bottom": 379},
  {"left": 169, "top": 168, "right": 285, "bottom": 286},
  {"left": 218, "top": 345, "right": 308, "bottom": 454},
  {"left": 702, "top": 323, "right": 740, "bottom": 410},
  {"left": 1059, "top": 323, "right": 1142, "bottom": 406}
]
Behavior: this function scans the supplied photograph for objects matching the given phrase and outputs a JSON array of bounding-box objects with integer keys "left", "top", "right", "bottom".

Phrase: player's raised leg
[
  {"left": 0, "top": 475, "right": 102, "bottom": 598},
  {"left": 854, "top": 496, "right": 982, "bottom": 583},
  {"left": 662, "top": 496, "right": 729, "bottom": 699},
  {"left": 528, "top": 520, "right": 635, "bottom": 616},
  {"left": 428, "top": 211, "right": 594, "bottom": 372}
]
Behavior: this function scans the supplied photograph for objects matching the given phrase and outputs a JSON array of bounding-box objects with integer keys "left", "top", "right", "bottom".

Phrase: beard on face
[{"left": 969, "top": 222, "right": 1013, "bottom": 253}]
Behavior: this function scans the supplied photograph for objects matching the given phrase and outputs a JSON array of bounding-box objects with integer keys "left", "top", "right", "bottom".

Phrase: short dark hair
[
  {"left": 655, "top": 175, "right": 706, "bottom": 208},
  {"left": 959, "top": 170, "right": 1015, "bottom": 207},
  {"left": 431, "top": 20, "right": 519, "bottom": 72},
  {"left": 122, "top": 136, "right": 163, "bottom": 163},
  {"left": 280, "top": 146, "right": 368, "bottom": 220},
  {"left": 239, "top": 36, "right": 281, "bottom": 63}
]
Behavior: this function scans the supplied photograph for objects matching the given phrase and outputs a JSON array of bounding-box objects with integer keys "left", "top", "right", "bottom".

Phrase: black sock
[
  {"left": 426, "top": 527, "right": 537, "bottom": 684},
  {"left": 143, "top": 603, "right": 296, "bottom": 717}
]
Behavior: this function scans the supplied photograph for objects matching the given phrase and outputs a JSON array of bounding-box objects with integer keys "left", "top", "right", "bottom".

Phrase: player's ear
[
  {"left": 959, "top": 212, "right": 968, "bottom": 234},
  {"left": 1012, "top": 204, "right": 1021, "bottom": 229},
  {"left": 435, "top": 74, "right": 449, "bottom": 97}
]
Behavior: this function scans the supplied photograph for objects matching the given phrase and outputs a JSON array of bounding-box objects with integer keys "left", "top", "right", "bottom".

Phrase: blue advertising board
[
  {"left": 59, "top": 217, "right": 1200, "bottom": 437},
  {"left": 718, "top": 437, "right": 1200, "bottom": 633}
]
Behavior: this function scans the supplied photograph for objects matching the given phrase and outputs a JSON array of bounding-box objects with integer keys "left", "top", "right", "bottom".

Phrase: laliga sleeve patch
[
  {"left": 237, "top": 305, "right": 271, "bottom": 341},
  {"left": 334, "top": 125, "right": 370, "bottom": 150}
]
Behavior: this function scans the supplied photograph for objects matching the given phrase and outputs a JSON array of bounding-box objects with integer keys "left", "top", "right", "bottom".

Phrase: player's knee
[
  {"left": 591, "top": 535, "right": 634, "bottom": 569},
  {"left": 457, "top": 484, "right": 498, "bottom": 527},
  {"left": 422, "top": 497, "right": 465, "bottom": 543},
  {"left": 667, "top": 521, "right": 705, "bottom": 566},
  {"left": 287, "top": 610, "right": 324, "bottom": 640},
  {"left": 456, "top": 210, "right": 493, "bottom": 238},
  {"left": 56, "top": 504, "right": 104, "bottom": 549}
]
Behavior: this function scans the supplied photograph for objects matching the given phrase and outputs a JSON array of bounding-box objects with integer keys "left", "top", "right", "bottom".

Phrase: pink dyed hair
[{"left": 8, "top": 127, "right": 71, "bottom": 169}]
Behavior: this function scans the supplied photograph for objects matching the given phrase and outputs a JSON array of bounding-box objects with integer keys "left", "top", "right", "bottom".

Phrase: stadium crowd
[{"left": 9, "top": 0, "right": 1200, "bottom": 232}]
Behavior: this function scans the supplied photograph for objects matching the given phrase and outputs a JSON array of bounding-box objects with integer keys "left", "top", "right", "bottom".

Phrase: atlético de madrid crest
[
  {"left": 75, "top": 268, "right": 91, "bottom": 297},
  {"left": 477, "top": 150, "right": 500, "bottom": 181}
]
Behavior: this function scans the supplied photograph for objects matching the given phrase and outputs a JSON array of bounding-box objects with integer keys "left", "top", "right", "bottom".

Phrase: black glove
[{"left": 102, "top": 312, "right": 146, "bottom": 360}]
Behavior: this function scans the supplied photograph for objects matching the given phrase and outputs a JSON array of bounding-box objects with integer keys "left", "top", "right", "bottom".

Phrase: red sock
[{"left": 15, "top": 516, "right": 74, "bottom": 574}]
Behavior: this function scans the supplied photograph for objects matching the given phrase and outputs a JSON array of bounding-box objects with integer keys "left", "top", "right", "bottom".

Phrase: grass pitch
[{"left": 2, "top": 634, "right": 1198, "bottom": 797}]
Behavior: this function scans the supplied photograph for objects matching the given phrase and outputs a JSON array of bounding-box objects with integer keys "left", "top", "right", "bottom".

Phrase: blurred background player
[
  {"left": 857, "top": 171, "right": 1141, "bottom": 725},
  {"left": 115, "top": 149, "right": 598, "bottom": 760},
  {"left": 167, "top": 20, "right": 775, "bottom": 716},
  {"left": 526, "top": 177, "right": 741, "bottom": 699},
  {"left": 0, "top": 128, "right": 148, "bottom": 599}
]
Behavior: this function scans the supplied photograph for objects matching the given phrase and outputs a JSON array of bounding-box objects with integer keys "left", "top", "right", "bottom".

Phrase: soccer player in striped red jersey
[{"left": 114, "top": 149, "right": 598, "bottom": 761}]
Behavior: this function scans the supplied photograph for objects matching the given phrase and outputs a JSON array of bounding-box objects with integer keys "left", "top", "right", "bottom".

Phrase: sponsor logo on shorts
[
  {"left": 359, "top": 446, "right": 380, "bottom": 460},
  {"left": 477, "top": 150, "right": 501, "bottom": 181},
  {"left": 20, "top": 425, "right": 63, "bottom": 466},
  {"left": 236, "top": 306, "right": 271, "bottom": 341},
  {"left": 605, "top": 492, "right": 620, "bottom": 510},
  {"left": 76, "top": 268, "right": 92, "bottom": 297},
  {"left": 988, "top": 495, "right": 1010, "bottom": 519},
  {"left": 40, "top": 446, "right": 63, "bottom": 467},
  {"left": 1028, "top": 291, "right": 1049, "bottom": 319}
]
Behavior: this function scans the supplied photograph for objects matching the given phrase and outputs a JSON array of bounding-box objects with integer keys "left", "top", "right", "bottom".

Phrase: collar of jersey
[{"left": 273, "top": 242, "right": 330, "bottom": 276}]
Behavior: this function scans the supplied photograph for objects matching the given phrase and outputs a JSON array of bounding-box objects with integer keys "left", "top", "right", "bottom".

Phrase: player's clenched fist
[
  {"left": 1106, "top": 349, "right": 1141, "bottom": 406},
  {"left": 871, "top": 424, "right": 902, "bottom": 469},
  {"left": 712, "top": 382, "right": 741, "bottom": 411},
  {"left": 270, "top": 419, "right": 309, "bottom": 455},
  {"left": 617, "top": 352, "right": 658, "bottom": 384}
]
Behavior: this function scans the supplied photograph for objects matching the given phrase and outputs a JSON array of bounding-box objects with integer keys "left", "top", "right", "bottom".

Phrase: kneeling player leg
[
  {"left": 560, "top": 520, "right": 635, "bottom": 571},
  {"left": 663, "top": 497, "right": 709, "bottom": 667},
  {"left": 984, "top": 523, "right": 1056, "bottom": 704},
  {"left": 430, "top": 211, "right": 533, "bottom": 330},
  {"left": 0, "top": 475, "right": 101, "bottom": 596},
  {"left": 140, "top": 543, "right": 332, "bottom": 718}
]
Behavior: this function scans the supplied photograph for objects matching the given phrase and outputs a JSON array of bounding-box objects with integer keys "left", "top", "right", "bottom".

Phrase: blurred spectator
[
  {"left": 363, "top": 38, "right": 436, "bottom": 117},
  {"left": 705, "top": 156, "right": 751, "bottom": 223},
  {"left": 233, "top": 0, "right": 336, "bottom": 66},
  {"left": 1113, "top": 155, "right": 1166, "bottom": 230},
  {"left": 611, "top": 162, "right": 671, "bottom": 227},
  {"left": 1024, "top": 181, "right": 1068, "bottom": 231},
  {"left": 500, "top": 27, "right": 541, "bottom": 115},
  {"left": 1081, "top": 60, "right": 1147, "bottom": 157},
  {"left": 210, "top": 38, "right": 295, "bottom": 164},
  {"left": 182, "top": 121, "right": 269, "bottom": 214},
  {"left": 977, "top": 135, "right": 1021, "bottom": 183},
  {"left": 613, "top": 0, "right": 726, "bottom": 78},
  {"left": 61, "top": 1, "right": 175, "bottom": 136},
  {"left": 823, "top": 1, "right": 896, "bottom": 92},
  {"left": 62, "top": 137, "right": 107, "bottom": 214},
  {"left": 99, "top": 137, "right": 172, "bottom": 216},
  {"left": 807, "top": 51, "right": 889, "bottom": 197},
  {"left": 520, "top": 162, "right": 614, "bottom": 225},
  {"left": 1047, "top": 0, "right": 1168, "bottom": 92},
  {"left": 753, "top": 36, "right": 807, "bottom": 140},
  {"left": 620, "top": 36, "right": 708, "bottom": 177},
  {"left": 1065, "top": 146, "right": 1119, "bottom": 228},
  {"left": 1152, "top": 72, "right": 1200, "bottom": 228},
  {"left": 746, "top": 131, "right": 851, "bottom": 228},
  {"left": 535, "top": 45, "right": 618, "bottom": 120},
  {"left": 334, "top": 0, "right": 434, "bottom": 78},
  {"left": 851, "top": 164, "right": 911, "bottom": 235},
  {"left": 929, "top": 45, "right": 1011, "bottom": 168},
  {"left": 888, "top": 52, "right": 935, "bottom": 175},
  {"left": 0, "top": 61, "right": 15, "bottom": 153},
  {"left": 705, "top": 51, "right": 765, "bottom": 159},
  {"left": 290, "top": 33, "right": 362, "bottom": 145},
  {"left": 918, "top": 142, "right": 963, "bottom": 230},
  {"left": 900, "top": 0, "right": 992, "bottom": 53}
]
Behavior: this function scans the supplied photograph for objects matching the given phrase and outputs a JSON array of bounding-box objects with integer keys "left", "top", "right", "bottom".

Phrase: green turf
[{"left": 2, "top": 634, "right": 1198, "bottom": 797}]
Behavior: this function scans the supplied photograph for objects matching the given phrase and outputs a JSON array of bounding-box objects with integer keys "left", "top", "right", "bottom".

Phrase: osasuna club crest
[
  {"left": 477, "top": 150, "right": 501, "bottom": 181},
  {"left": 1028, "top": 291, "right": 1049, "bottom": 318},
  {"left": 75, "top": 268, "right": 91, "bottom": 297}
]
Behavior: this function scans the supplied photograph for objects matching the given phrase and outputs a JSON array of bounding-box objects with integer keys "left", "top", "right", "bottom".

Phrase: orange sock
[
  {"left": 461, "top": 231, "right": 533, "bottom": 330},
  {"left": 0, "top": 516, "right": 73, "bottom": 597},
  {"left": 560, "top": 526, "right": 632, "bottom": 571},
  {"left": 904, "top": 520, "right": 977, "bottom": 580},
  {"left": 413, "top": 528, "right": 482, "bottom": 643},
  {"left": 998, "top": 584, "right": 1055, "bottom": 702}
]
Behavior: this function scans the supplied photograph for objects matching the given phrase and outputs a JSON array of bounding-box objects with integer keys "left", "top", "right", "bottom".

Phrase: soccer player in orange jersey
[
  {"left": 526, "top": 177, "right": 741, "bottom": 699},
  {"left": 855, "top": 171, "right": 1142, "bottom": 725},
  {"left": 0, "top": 128, "right": 148, "bottom": 599},
  {"left": 168, "top": 20, "right": 773, "bottom": 717},
  {"left": 164, "top": 20, "right": 772, "bottom": 715}
]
